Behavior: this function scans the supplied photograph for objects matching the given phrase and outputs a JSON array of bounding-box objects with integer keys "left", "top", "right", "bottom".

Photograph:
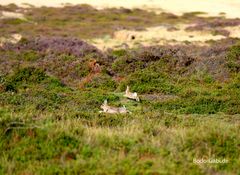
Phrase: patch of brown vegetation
[
  {"left": 79, "top": 59, "right": 102, "bottom": 89},
  {"left": 185, "top": 17, "right": 240, "bottom": 36}
]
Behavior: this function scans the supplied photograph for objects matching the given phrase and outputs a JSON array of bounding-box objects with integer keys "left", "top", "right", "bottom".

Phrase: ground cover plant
[{"left": 0, "top": 4, "right": 240, "bottom": 175}]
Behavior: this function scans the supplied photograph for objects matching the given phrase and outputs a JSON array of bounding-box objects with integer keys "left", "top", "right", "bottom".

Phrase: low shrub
[
  {"left": 5, "top": 67, "right": 46, "bottom": 91},
  {"left": 226, "top": 43, "right": 240, "bottom": 72}
]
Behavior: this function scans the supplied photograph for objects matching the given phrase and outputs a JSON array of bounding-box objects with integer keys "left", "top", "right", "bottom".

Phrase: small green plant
[
  {"left": 2, "top": 18, "right": 26, "bottom": 25},
  {"left": 111, "top": 49, "right": 128, "bottom": 57},
  {"left": 21, "top": 51, "right": 40, "bottom": 61}
]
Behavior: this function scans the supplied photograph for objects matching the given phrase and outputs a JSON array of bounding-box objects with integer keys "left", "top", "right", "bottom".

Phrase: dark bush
[
  {"left": 3, "top": 36, "right": 103, "bottom": 58},
  {"left": 226, "top": 43, "right": 240, "bottom": 72},
  {"left": 85, "top": 74, "right": 117, "bottom": 90},
  {"left": 5, "top": 67, "right": 46, "bottom": 91}
]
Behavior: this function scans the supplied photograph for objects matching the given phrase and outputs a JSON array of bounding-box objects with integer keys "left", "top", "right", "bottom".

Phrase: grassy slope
[
  {"left": 0, "top": 39, "right": 240, "bottom": 174},
  {"left": 0, "top": 4, "right": 240, "bottom": 175}
]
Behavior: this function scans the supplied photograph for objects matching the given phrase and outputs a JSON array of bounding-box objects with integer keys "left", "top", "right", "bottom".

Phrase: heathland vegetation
[{"left": 0, "top": 4, "right": 240, "bottom": 175}]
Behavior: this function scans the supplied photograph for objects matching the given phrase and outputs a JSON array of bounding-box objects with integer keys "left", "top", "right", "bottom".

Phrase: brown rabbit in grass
[{"left": 99, "top": 100, "right": 131, "bottom": 114}]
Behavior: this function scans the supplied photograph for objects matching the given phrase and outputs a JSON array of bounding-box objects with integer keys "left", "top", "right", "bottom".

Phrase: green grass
[
  {"left": 1, "top": 109, "right": 239, "bottom": 174},
  {"left": 0, "top": 59, "right": 239, "bottom": 174}
]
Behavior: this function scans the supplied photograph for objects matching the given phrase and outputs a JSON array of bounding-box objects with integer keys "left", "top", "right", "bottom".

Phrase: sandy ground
[
  {"left": 90, "top": 24, "right": 240, "bottom": 50},
  {"left": 1, "top": 0, "right": 240, "bottom": 18},
  {"left": 0, "top": 34, "right": 22, "bottom": 47},
  {"left": 0, "top": 11, "right": 26, "bottom": 20},
  {"left": 225, "top": 26, "right": 240, "bottom": 38}
]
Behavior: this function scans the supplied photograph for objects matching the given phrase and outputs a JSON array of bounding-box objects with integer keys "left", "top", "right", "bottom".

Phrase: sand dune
[
  {"left": 1, "top": 0, "right": 240, "bottom": 18},
  {"left": 0, "top": 11, "right": 26, "bottom": 20},
  {"left": 90, "top": 24, "right": 229, "bottom": 50}
]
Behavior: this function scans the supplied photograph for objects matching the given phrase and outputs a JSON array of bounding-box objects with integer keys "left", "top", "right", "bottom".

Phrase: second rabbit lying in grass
[{"left": 99, "top": 100, "right": 131, "bottom": 114}]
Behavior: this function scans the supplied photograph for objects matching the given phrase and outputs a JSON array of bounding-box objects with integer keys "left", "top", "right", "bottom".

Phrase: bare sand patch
[
  {"left": 89, "top": 24, "right": 229, "bottom": 50},
  {"left": 89, "top": 23, "right": 240, "bottom": 50},
  {"left": 0, "top": 11, "right": 26, "bottom": 20},
  {"left": 225, "top": 26, "right": 240, "bottom": 38},
  {"left": 0, "top": 33, "right": 22, "bottom": 47}
]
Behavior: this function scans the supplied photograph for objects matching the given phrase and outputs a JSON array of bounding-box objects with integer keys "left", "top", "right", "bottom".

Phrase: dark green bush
[
  {"left": 110, "top": 49, "right": 128, "bottom": 57},
  {"left": 21, "top": 51, "right": 40, "bottom": 61},
  {"left": 120, "top": 70, "right": 179, "bottom": 94},
  {"left": 227, "top": 43, "right": 240, "bottom": 72},
  {"left": 182, "top": 97, "right": 225, "bottom": 114},
  {"left": 85, "top": 74, "right": 116, "bottom": 91},
  {"left": 55, "top": 134, "right": 80, "bottom": 149},
  {"left": 5, "top": 67, "right": 46, "bottom": 91}
]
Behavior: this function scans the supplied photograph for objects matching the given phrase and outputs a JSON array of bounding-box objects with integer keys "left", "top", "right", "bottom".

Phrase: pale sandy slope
[
  {"left": 1, "top": 0, "right": 240, "bottom": 18},
  {"left": 90, "top": 24, "right": 230, "bottom": 50}
]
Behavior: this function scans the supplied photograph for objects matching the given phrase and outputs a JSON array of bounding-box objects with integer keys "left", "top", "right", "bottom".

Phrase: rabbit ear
[
  {"left": 123, "top": 105, "right": 126, "bottom": 109},
  {"left": 104, "top": 99, "right": 108, "bottom": 104}
]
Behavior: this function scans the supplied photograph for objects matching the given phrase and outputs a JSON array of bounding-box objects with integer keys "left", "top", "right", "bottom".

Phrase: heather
[{"left": 0, "top": 4, "right": 240, "bottom": 175}]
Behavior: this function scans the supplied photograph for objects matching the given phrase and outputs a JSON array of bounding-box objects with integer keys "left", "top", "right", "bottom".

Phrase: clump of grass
[
  {"left": 226, "top": 42, "right": 240, "bottom": 72},
  {"left": 5, "top": 67, "right": 46, "bottom": 92},
  {"left": 85, "top": 74, "right": 117, "bottom": 91},
  {"left": 2, "top": 18, "right": 26, "bottom": 25},
  {"left": 152, "top": 73, "right": 240, "bottom": 114},
  {"left": 110, "top": 49, "right": 128, "bottom": 58},
  {"left": 21, "top": 50, "right": 40, "bottom": 61},
  {"left": 119, "top": 70, "right": 179, "bottom": 94}
]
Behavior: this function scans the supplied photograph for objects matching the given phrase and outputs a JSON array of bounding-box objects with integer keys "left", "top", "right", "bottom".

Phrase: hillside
[{"left": 0, "top": 4, "right": 240, "bottom": 175}]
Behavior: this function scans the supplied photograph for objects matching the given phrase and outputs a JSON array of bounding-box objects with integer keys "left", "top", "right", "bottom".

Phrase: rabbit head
[{"left": 100, "top": 100, "right": 108, "bottom": 110}]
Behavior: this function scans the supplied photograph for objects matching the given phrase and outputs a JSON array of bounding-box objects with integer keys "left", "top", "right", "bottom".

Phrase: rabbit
[
  {"left": 123, "top": 86, "right": 140, "bottom": 102},
  {"left": 99, "top": 100, "right": 131, "bottom": 114}
]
